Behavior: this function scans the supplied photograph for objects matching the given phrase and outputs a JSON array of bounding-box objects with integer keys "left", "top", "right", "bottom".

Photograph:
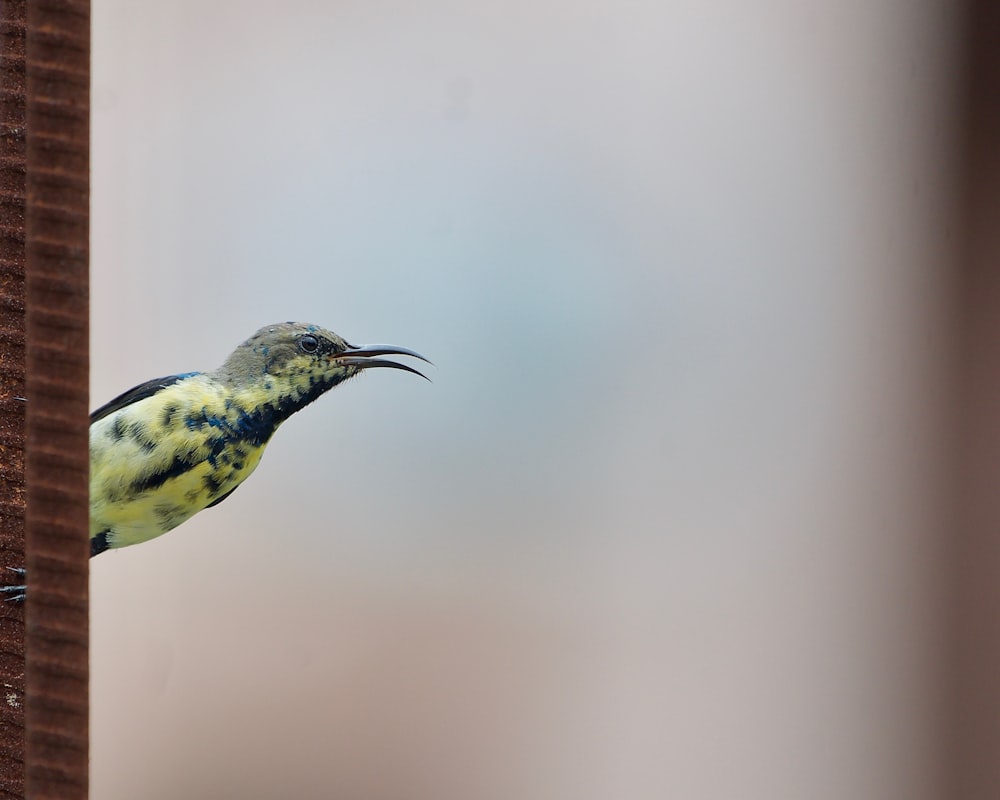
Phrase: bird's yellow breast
[{"left": 89, "top": 376, "right": 269, "bottom": 549}]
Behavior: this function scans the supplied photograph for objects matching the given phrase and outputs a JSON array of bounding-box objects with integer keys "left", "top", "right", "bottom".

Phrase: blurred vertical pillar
[
  {"left": 953, "top": 0, "right": 1000, "bottom": 796},
  {"left": 0, "top": 1, "right": 27, "bottom": 797},
  {"left": 23, "top": 1, "right": 90, "bottom": 798}
]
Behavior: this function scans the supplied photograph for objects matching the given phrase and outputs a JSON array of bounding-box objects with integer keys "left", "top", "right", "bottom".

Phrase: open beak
[{"left": 335, "top": 344, "right": 432, "bottom": 381}]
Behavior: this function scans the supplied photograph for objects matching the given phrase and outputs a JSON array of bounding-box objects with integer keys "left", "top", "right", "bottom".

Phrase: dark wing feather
[
  {"left": 90, "top": 372, "right": 201, "bottom": 424},
  {"left": 90, "top": 531, "right": 110, "bottom": 557},
  {"left": 204, "top": 484, "right": 240, "bottom": 509}
]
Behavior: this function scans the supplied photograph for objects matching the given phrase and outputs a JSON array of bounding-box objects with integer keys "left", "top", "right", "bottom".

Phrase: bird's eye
[{"left": 299, "top": 335, "right": 319, "bottom": 353}]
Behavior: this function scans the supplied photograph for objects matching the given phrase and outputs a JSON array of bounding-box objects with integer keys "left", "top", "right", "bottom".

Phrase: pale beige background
[{"left": 91, "top": 2, "right": 958, "bottom": 798}]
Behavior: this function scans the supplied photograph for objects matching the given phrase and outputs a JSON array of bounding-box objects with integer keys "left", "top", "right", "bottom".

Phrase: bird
[{"left": 2, "top": 322, "right": 429, "bottom": 600}]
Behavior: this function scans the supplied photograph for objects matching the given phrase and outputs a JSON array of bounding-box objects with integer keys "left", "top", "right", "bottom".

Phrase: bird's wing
[
  {"left": 204, "top": 483, "right": 240, "bottom": 509},
  {"left": 90, "top": 372, "right": 201, "bottom": 424}
]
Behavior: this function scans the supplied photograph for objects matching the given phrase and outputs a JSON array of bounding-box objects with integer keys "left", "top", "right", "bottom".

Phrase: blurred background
[{"left": 89, "top": 1, "right": 970, "bottom": 798}]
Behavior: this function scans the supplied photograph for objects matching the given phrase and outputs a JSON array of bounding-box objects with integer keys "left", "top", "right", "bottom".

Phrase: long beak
[{"left": 335, "top": 344, "right": 433, "bottom": 381}]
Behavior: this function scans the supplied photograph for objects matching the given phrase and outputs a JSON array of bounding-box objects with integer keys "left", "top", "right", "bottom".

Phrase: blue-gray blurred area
[{"left": 90, "top": 1, "right": 957, "bottom": 798}]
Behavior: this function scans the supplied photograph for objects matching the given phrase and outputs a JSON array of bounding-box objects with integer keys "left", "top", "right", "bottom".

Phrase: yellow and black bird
[{"left": 4, "top": 322, "right": 428, "bottom": 598}]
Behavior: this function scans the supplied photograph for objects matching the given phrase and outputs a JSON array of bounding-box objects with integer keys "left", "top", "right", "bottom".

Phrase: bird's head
[{"left": 216, "top": 322, "right": 429, "bottom": 400}]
